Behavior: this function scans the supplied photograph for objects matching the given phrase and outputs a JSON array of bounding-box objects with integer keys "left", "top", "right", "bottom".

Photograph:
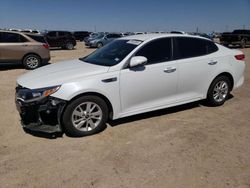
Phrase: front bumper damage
[{"left": 15, "top": 86, "right": 66, "bottom": 133}]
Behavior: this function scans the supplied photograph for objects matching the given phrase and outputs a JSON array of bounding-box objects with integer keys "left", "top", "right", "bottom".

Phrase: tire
[
  {"left": 65, "top": 42, "right": 74, "bottom": 50},
  {"left": 97, "top": 42, "right": 103, "bottom": 48},
  {"left": 23, "top": 54, "right": 41, "bottom": 70},
  {"left": 240, "top": 39, "right": 246, "bottom": 48},
  {"left": 206, "top": 76, "right": 232, "bottom": 106},
  {"left": 62, "top": 95, "right": 108, "bottom": 137}
]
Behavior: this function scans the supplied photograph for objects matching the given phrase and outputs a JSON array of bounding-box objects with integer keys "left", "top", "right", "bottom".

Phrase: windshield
[
  {"left": 80, "top": 39, "right": 142, "bottom": 66},
  {"left": 92, "top": 33, "right": 104, "bottom": 40}
]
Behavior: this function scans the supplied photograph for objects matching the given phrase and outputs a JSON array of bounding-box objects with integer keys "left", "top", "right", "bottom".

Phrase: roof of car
[
  {"left": 122, "top": 33, "right": 209, "bottom": 41},
  {"left": 0, "top": 29, "right": 43, "bottom": 36}
]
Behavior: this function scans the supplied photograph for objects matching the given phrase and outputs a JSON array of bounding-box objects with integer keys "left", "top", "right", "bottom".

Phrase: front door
[{"left": 120, "top": 37, "right": 178, "bottom": 115}]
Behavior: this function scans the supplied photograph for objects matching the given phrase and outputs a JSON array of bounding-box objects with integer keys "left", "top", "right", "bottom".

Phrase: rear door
[
  {"left": 173, "top": 37, "right": 219, "bottom": 100},
  {"left": 46, "top": 31, "right": 58, "bottom": 47},
  {"left": 0, "top": 32, "right": 28, "bottom": 61}
]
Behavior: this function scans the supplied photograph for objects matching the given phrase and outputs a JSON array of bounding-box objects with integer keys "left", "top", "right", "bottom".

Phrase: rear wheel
[
  {"left": 97, "top": 42, "right": 103, "bottom": 48},
  {"left": 206, "top": 76, "right": 231, "bottom": 106},
  {"left": 62, "top": 96, "right": 108, "bottom": 137},
  {"left": 65, "top": 42, "right": 74, "bottom": 50},
  {"left": 23, "top": 54, "right": 41, "bottom": 70},
  {"left": 241, "top": 39, "right": 246, "bottom": 48}
]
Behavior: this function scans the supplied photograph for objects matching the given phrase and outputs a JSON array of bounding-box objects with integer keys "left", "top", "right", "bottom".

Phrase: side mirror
[{"left": 129, "top": 56, "right": 147, "bottom": 68}]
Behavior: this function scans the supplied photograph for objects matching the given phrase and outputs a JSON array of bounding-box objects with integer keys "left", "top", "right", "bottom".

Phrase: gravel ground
[{"left": 0, "top": 42, "right": 249, "bottom": 188}]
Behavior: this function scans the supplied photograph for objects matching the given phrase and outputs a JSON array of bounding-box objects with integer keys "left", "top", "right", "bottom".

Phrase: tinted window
[
  {"left": 233, "top": 30, "right": 249, "bottom": 34},
  {"left": 27, "top": 34, "right": 46, "bottom": 43},
  {"left": 58, "top": 31, "right": 72, "bottom": 36},
  {"left": 0, "top": 32, "right": 27, "bottom": 43},
  {"left": 205, "top": 40, "right": 218, "bottom": 54},
  {"left": 174, "top": 37, "right": 217, "bottom": 59},
  {"left": 135, "top": 38, "right": 172, "bottom": 65},
  {"left": 47, "top": 31, "right": 56, "bottom": 37}
]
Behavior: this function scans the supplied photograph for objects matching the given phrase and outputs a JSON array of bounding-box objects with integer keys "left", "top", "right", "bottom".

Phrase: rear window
[
  {"left": 174, "top": 37, "right": 218, "bottom": 59},
  {"left": 27, "top": 34, "right": 46, "bottom": 43},
  {"left": 233, "top": 30, "right": 249, "bottom": 34}
]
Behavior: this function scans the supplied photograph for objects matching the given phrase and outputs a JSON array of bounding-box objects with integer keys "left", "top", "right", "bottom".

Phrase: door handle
[
  {"left": 208, "top": 61, "right": 217, "bottom": 65},
  {"left": 164, "top": 67, "right": 176, "bottom": 73},
  {"left": 102, "top": 77, "right": 117, "bottom": 83},
  {"left": 22, "top": 44, "right": 28, "bottom": 47}
]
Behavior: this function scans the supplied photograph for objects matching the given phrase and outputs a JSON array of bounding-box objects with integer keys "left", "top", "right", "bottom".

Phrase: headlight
[
  {"left": 31, "top": 86, "right": 61, "bottom": 99},
  {"left": 16, "top": 85, "right": 61, "bottom": 102}
]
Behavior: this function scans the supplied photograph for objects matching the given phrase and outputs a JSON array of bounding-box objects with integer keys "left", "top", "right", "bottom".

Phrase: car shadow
[
  {"left": 0, "top": 63, "right": 24, "bottom": 71},
  {"left": 0, "top": 62, "right": 51, "bottom": 71},
  {"left": 109, "top": 94, "right": 234, "bottom": 127},
  {"left": 23, "top": 127, "right": 64, "bottom": 139},
  {"left": 109, "top": 101, "right": 201, "bottom": 127},
  {"left": 49, "top": 48, "right": 76, "bottom": 51}
]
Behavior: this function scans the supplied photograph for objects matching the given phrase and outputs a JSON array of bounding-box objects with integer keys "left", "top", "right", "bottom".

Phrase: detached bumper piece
[{"left": 16, "top": 87, "right": 66, "bottom": 133}]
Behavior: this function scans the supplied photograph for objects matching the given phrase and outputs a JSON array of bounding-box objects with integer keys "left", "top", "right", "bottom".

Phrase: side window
[
  {"left": 0, "top": 32, "right": 26, "bottom": 43},
  {"left": 58, "top": 32, "right": 65, "bottom": 36},
  {"left": 20, "top": 35, "right": 28, "bottom": 42},
  {"left": 47, "top": 32, "right": 57, "bottom": 37},
  {"left": 106, "top": 34, "right": 113, "bottom": 38},
  {"left": 135, "top": 38, "right": 172, "bottom": 65},
  {"left": 205, "top": 40, "right": 218, "bottom": 54},
  {"left": 113, "top": 34, "right": 121, "bottom": 38},
  {"left": 174, "top": 37, "right": 207, "bottom": 59}
]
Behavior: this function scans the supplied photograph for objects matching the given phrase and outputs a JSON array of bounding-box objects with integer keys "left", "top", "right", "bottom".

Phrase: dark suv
[
  {"left": 73, "top": 31, "right": 90, "bottom": 41},
  {"left": 43, "top": 31, "right": 76, "bottom": 50}
]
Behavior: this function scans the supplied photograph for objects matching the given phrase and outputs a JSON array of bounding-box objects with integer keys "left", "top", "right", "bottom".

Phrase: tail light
[
  {"left": 235, "top": 54, "right": 245, "bottom": 61},
  {"left": 43, "top": 43, "right": 49, "bottom": 49}
]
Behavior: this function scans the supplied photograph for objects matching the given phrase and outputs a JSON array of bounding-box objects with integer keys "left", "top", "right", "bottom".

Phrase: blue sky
[{"left": 0, "top": 0, "right": 249, "bottom": 33}]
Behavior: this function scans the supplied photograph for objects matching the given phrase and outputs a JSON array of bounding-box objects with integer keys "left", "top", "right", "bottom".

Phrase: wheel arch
[
  {"left": 67, "top": 92, "right": 114, "bottom": 119},
  {"left": 214, "top": 72, "right": 234, "bottom": 90},
  {"left": 22, "top": 53, "right": 41, "bottom": 64},
  {"left": 207, "top": 72, "right": 234, "bottom": 95}
]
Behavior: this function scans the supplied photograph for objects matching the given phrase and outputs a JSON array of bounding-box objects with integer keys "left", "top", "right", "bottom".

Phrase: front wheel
[
  {"left": 62, "top": 96, "right": 108, "bottom": 137},
  {"left": 23, "top": 54, "right": 41, "bottom": 70},
  {"left": 206, "top": 76, "right": 231, "bottom": 106}
]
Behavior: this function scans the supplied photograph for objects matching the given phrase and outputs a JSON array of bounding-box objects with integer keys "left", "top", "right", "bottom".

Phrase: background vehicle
[
  {"left": 0, "top": 30, "right": 50, "bottom": 69},
  {"left": 21, "top": 29, "right": 40, "bottom": 34},
  {"left": 73, "top": 31, "right": 90, "bottom": 41},
  {"left": 190, "top": 32, "right": 212, "bottom": 40},
  {"left": 43, "top": 31, "right": 76, "bottom": 50},
  {"left": 170, "top": 31, "right": 187, "bottom": 34},
  {"left": 220, "top": 29, "right": 250, "bottom": 48},
  {"left": 85, "top": 33, "right": 122, "bottom": 48},
  {"left": 16, "top": 34, "right": 245, "bottom": 136}
]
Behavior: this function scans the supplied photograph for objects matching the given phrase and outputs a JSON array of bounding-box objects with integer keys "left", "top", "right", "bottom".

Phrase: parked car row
[{"left": 85, "top": 32, "right": 123, "bottom": 48}]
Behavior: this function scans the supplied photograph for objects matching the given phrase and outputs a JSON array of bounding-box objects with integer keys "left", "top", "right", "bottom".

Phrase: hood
[{"left": 17, "top": 59, "right": 109, "bottom": 89}]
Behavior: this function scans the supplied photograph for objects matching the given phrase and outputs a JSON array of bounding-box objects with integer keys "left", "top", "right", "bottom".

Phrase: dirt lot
[{"left": 0, "top": 42, "right": 249, "bottom": 188}]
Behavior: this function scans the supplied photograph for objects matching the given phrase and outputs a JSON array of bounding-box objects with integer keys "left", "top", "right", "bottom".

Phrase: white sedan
[{"left": 16, "top": 34, "right": 245, "bottom": 136}]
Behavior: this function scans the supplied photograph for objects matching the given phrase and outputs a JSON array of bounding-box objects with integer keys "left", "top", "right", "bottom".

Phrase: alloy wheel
[
  {"left": 213, "top": 81, "right": 229, "bottom": 103},
  {"left": 71, "top": 102, "right": 103, "bottom": 132}
]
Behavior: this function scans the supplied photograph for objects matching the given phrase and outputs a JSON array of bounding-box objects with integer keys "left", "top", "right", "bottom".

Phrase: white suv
[{"left": 16, "top": 34, "right": 245, "bottom": 137}]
